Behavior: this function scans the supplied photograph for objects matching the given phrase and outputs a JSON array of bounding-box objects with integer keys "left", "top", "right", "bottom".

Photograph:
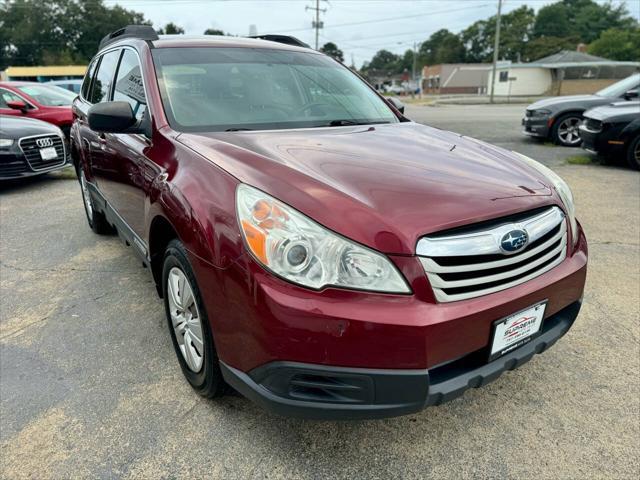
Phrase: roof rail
[
  {"left": 248, "top": 35, "right": 310, "bottom": 49},
  {"left": 99, "top": 25, "right": 159, "bottom": 50}
]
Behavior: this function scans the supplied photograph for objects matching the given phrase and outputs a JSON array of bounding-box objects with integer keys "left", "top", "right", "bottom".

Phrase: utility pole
[
  {"left": 489, "top": 0, "right": 503, "bottom": 104},
  {"left": 306, "top": 0, "right": 326, "bottom": 50}
]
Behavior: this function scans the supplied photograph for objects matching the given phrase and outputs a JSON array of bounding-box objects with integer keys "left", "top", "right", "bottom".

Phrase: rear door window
[
  {"left": 113, "top": 49, "right": 147, "bottom": 122},
  {"left": 89, "top": 49, "right": 121, "bottom": 104}
]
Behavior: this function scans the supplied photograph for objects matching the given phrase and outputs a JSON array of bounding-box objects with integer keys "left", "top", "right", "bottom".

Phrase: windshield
[
  {"left": 152, "top": 47, "right": 398, "bottom": 132},
  {"left": 17, "top": 84, "right": 76, "bottom": 106},
  {"left": 596, "top": 74, "right": 640, "bottom": 98}
]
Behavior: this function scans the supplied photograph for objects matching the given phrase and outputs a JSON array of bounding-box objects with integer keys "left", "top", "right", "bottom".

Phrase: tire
[
  {"left": 551, "top": 113, "right": 583, "bottom": 147},
  {"left": 162, "top": 239, "right": 224, "bottom": 398},
  {"left": 79, "top": 168, "right": 112, "bottom": 234},
  {"left": 626, "top": 135, "right": 640, "bottom": 171}
]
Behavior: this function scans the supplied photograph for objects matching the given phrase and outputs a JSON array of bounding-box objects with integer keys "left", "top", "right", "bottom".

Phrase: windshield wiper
[
  {"left": 225, "top": 127, "right": 254, "bottom": 131},
  {"left": 325, "top": 120, "right": 390, "bottom": 127}
]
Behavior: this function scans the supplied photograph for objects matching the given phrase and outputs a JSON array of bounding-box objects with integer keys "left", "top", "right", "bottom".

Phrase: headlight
[
  {"left": 236, "top": 184, "right": 411, "bottom": 293},
  {"left": 513, "top": 152, "right": 579, "bottom": 246},
  {"left": 531, "top": 109, "right": 551, "bottom": 117},
  {"left": 0, "top": 139, "right": 14, "bottom": 148}
]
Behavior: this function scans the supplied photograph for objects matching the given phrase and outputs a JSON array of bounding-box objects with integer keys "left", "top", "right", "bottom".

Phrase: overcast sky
[{"left": 104, "top": 0, "right": 640, "bottom": 67}]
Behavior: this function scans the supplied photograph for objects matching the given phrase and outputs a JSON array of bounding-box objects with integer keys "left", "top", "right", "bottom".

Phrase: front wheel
[
  {"left": 551, "top": 113, "right": 583, "bottom": 147},
  {"left": 163, "top": 239, "right": 225, "bottom": 398},
  {"left": 626, "top": 136, "right": 640, "bottom": 171}
]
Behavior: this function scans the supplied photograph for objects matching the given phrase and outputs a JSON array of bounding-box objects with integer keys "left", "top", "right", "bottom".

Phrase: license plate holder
[
  {"left": 489, "top": 301, "right": 547, "bottom": 361},
  {"left": 39, "top": 147, "right": 58, "bottom": 160}
]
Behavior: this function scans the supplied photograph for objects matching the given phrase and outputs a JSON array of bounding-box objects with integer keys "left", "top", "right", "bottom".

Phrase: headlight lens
[
  {"left": 513, "top": 152, "right": 579, "bottom": 246},
  {"left": 531, "top": 109, "right": 551, "bottom": 117},
  {"left": 236, "top": 184, "right": 411, "bottom": 293},
  {"left": 0, "top": 139, "right": 14, "bottom": 148}
]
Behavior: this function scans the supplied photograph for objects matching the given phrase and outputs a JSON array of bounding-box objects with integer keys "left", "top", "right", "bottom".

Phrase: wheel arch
[{"left": 148, "top": 214, "right": 180, "bottom": 297}]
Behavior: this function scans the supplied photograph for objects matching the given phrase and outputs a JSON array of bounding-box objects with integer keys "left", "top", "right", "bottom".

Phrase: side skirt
[{"left": 86, "top": 182, "right": 151, "bottom": 268}]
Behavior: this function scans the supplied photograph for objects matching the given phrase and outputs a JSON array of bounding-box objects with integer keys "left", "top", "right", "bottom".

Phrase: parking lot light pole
[{"left": 489, "top": 0, "right": 503, "bottom": 104}]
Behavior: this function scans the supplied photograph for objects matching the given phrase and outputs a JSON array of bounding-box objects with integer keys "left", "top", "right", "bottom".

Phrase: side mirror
[
  {"left": 387, "top": 96, "right": 405, "bottom": 114},
  {"left": 7, "top": 100, "right": 28, "bottom": 113},
  {"left": 88, "top": 101, "right": 138, "bottom": 133},
  {"left": 624, "top": 89, "right": 639, "bottom": 100}
]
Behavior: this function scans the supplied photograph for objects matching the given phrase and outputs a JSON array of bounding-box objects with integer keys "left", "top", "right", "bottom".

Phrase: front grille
[
  {"left": 0, "top": 156, "right": 29, "bottom": 177},
  {"left": 417, "top": 207, "right": 567, "bottom": 302},
  {"left": 18, "top": 134, "right": 66, "bottom": 171}
]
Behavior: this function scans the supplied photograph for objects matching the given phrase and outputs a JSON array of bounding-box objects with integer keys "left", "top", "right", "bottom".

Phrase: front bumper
[
  {"left": 0, "top": 148, "right": 70, "bottom": 180},
  {"left": 578, "top": 124, "right": 624, "bottom": 157},
  {"left": 522, "top": 115, "right": 550, "bottom": 138},
  {"left": 221, "top": 300, "right": 581, "bottom": 420}
]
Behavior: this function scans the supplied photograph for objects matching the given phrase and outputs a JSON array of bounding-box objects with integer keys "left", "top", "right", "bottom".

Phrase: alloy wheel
[
  {"left": 557, "top": 117, "right": 582, "bottom": 146},
  {"left": 167, "top": 267, "right": 205, "bottom": 372}
]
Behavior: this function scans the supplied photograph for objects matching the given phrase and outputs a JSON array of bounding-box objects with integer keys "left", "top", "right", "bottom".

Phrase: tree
[
  {"left": 418, "top": 29, "right": 465, "bottom": 65},
  {"left": 0, "top": 0, "right": 150, "bottom": 69},
  {"left": 525, "top": 36, "right": 581, "bottom": 62},
  {"left": 533, "top": 0, "right": 637, "bottom": 44},
  {"left": 533, "top": 2, "right": 571, "bottom": 38},
  {"left": 461, "top": 6, "right": 535, "bottom": 62},
  {"left": 158, "top": 23, "right": 185, "bottom": 35},
  {"left": 588, "top": 28, "right": 640, "bottom": 61},
  {"left": 361, "top": 49, "right": 401, "bottom": 78},
  {"left": 319, "top": 42, "right": 344, "bottom": 62},
  {"left": 204, "top": 29, "right": 225, "bottom": 36}
]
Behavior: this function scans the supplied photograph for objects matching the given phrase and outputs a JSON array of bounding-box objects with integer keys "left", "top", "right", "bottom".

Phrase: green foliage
[
  {"left": 319, "top": 42, "right": 344, "bottom": 63},
  {"left": 203, "top": 29, "right": 225, "bottom": 36},
  {"left": 418, "top": 29, "right": 465, "bottom": 65},
  {"left": 0, "top": 0, "right": 150, "bottom": 69},
  {"left": 588, "top": 28, "right": 640, "bottom": 61},
  {"left": 461, "top": 6, "right": 535, "bottom": 63},
  {"left": 158, "top": 23, "right": 185, "bottom": 35}
]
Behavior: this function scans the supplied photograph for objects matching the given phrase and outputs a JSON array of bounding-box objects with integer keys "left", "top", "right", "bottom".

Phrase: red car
[
  {"left": 0, "top": 81, "right": 76, "bottom": 137},
  {"left": 71, "top": 27, "right": 588, "bottom": 419}
]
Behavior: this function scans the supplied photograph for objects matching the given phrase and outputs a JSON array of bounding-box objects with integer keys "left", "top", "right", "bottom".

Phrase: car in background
[
  {"left": 579, "top": 101, "right": 640, "bottom": 170},
  {"left": 522, "top": 73, "right": 640, "bottom": 147},
  {"left": 0, "top": 115, "right": 69, "bottom": 180},
  {"left": 0, "top": 82, "right": 76, "bottom": 138},
  {"left": 47, "top": 79, "right": 83, "bottom": 94}
]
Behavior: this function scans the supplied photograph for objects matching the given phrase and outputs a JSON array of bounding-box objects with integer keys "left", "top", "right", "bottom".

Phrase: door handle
[{"left": 98, "top": 133, "right": 107, "bottom": 150}]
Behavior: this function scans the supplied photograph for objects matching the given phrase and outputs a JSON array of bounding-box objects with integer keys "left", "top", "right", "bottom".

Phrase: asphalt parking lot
[{"left": 1, "top": 104, "right": 639, "bottom": 479}]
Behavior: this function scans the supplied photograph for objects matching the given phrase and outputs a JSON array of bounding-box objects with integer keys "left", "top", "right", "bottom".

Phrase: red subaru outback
[{"left": 71, "top": 27, "right": 588, "bottom": 419}]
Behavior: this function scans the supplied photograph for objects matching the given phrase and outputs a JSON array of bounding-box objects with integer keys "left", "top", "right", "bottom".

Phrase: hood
[
  {"left": 0, "top": 115, "right": 62, "bottom": 139},
  {"left": 177, "top": 122, "right": 560, "bottom": 255},
  {"left": 527, "top": 94, "right": 611, "bottom": 111},
  {"left": 584, "top": 101, "right": 640, "bottom": 123}
]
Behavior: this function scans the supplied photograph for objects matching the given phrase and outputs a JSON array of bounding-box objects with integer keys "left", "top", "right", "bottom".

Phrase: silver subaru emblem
[
  {"left": 36, "top": 137, "right": 54, "bottom": 148},
  {"left": 500, "top": 229, "right": 529, "bottom": 254}
]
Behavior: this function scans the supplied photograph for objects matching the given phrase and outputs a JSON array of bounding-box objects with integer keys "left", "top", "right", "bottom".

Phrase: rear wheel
[
  {"left": 626, "top": 136, "right": 640, "bottom": 171},
  {"left": 551, "top": 113, "right": 583, "bottom": 147},
  {"left": 163, "top": 239, "right": 224, "bottom": 398},
  {"left": 79, "top": 169, "right": 112, "bottom": 234}
]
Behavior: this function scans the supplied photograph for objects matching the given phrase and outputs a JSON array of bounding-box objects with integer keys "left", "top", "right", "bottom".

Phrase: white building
[{"left": 488, "top": 51, "right": 640, "bottom": 97}]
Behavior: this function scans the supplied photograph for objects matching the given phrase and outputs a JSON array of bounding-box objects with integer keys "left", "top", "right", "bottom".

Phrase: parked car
[
  {"left": 47, "top": 79, "right": 83, "bottom": 94},
  {"left": 0, "top": 115, "right": 69, "bottom": 180},
  {"left": 0, "top": 81, "right": 76, "bottom": 138},
  {"left": 579, "top": 101, "right": 640, "bottom": 170},
  {"left": 522, "top": 73, "right": 640, "bottom": 147},
  {"left": 71, "top": 26, "right": 587, "bottom": 419}
]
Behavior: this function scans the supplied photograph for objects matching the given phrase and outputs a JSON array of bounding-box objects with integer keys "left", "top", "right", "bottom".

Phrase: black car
[
  {"left": 523, "top": 73, "right": 640, "bottom": 147},
  {"left": 0, "top": 115, "right": 70, "bottom": 180},
  {"left": 579, "top": 101, "right": 640, "bottom": 170}
]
